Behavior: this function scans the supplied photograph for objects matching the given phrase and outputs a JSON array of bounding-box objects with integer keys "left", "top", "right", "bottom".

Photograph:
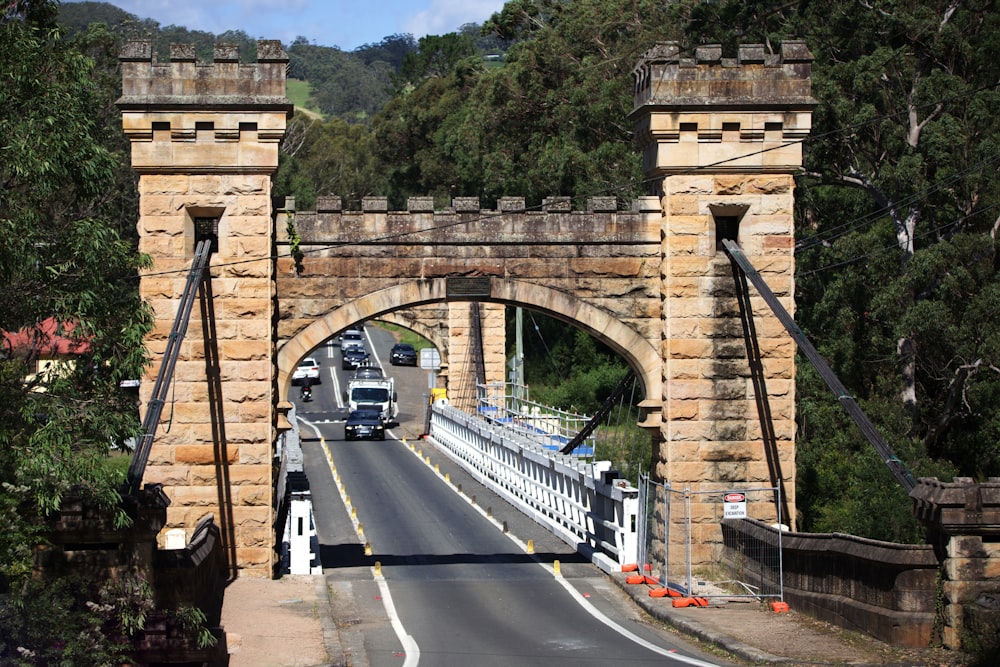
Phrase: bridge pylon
[
  {"left": 630, "top": 42, "right": 816, "bottom": 565},
  {"left": 118, "top": 41, "right": 293, "bottom": 577}
]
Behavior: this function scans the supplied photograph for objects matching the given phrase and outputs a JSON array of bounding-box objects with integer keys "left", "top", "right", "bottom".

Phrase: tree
[
  {"left": 374, "top": 0, "right": 683, "bottom": 208},
  {"left": 677, "top": 0, "right": 1000, "bottom": 537},
  {"left": 277, "top": 116, "right": 386, "bottom": 210},
  {"left": 0, "top": 0, "right": 152, "bottom": 615}
]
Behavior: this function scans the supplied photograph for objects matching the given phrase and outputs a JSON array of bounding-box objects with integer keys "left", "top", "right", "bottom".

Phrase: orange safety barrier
[
  {"left": 650, "top": 587, "right": 685, "bottom": 598},
  {"left": 625, "top": 574, "right": 646, "bottom": 585},
  {"left": 771, "top": 601, "right": 790, "bottom": 613},
  {"left": 621, "top": 563, "right": 638, "bottom": 572},
  {"left": 671, "top": 596, "right": 709, "bottom": 608}
]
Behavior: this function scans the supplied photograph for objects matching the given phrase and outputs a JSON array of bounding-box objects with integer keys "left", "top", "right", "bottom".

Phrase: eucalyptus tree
[
  {"left": 1, "top": 3, "right": 153, "bottom": 658},
  {"left": 677, "top": 0, "right": 1000, "bottom": 537}
]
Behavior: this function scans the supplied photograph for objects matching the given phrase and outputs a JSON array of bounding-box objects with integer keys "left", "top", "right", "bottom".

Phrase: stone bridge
[
  {"left": 118, "top": 39, "right": 815, "bottom": 577},
  {"left": 273, "top": 194, "right": 664, "bottom": 411}
]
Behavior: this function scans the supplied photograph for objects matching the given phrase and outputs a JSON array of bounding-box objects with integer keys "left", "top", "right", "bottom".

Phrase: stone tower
[
  {"left": 118, "top": 41, "right": 292, "bottom": 577},
  {"left": 631, "top": 42, "right": 816, "bottom": 562}
]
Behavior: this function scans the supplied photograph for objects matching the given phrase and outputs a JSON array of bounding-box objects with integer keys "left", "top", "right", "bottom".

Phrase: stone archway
[{"left": 277, "top": 278, "right": 660, "bottom": 404}]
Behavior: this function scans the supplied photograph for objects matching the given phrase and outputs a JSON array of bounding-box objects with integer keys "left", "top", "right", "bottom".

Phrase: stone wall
[
  {"left": 722, "top": 519, "right": 939, "bottom": 647},
  {"left": 912, "top": 477, "right": 1000, "bottom": 652}
]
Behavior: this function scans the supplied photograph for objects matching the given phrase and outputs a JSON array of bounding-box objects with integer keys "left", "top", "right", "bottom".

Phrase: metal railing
[
  {"left": 476, "top": 382, "right": 596, "bottom": 456},
  {"left": 429, "top": 401, "right": 638, "bottom": 572}
]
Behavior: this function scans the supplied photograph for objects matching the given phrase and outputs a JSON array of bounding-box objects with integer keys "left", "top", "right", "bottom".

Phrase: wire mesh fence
[{"left": 637, "top": 474, "right": 784, "bottom": 601}]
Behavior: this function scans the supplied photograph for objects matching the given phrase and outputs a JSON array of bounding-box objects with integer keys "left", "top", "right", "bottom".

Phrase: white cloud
[{"left": 403, "top": 0, "right": 505, "bottom": 40}]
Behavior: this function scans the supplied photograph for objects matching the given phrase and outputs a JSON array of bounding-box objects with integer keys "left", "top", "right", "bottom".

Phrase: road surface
[{"left": 293, "top": 325, "right": 731, "bottom": 666}]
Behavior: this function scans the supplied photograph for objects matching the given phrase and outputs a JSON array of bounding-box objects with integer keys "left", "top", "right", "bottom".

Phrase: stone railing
[
  {"left": 721, "top": 519, "right": 939, "bottom": 647},
  {"left": 35, "top": 486, "right": 229, "bottom": 663},
  {"left": 911, "top": 477, "right": 1000, "bottom": 652}
]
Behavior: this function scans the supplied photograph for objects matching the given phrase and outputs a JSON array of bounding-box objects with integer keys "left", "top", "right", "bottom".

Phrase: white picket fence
[{"left": 429, "top": 402, "right": 639, "bottom": 573}]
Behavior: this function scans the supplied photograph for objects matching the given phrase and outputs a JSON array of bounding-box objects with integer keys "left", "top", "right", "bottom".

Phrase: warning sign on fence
[{"left": 723, "top": 491, "right": 747, "bottom": 519}]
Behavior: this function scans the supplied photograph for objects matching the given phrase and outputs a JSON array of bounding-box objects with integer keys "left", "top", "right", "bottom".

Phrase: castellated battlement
[
  {"left": 629, "top": 42, "right": 817, "bottom": 179},
  {"left": 117, "top": 40, "right": 292, "bottom": 174},
  {"left": 631, "top": 41, "right": 816, "bottom": 108},
  {"left": 276, "top": 195, "right": 664, "bottom": 245},
  {"left": 118, "top": 40, "right": 290, "bottom": 107},
  {"left": 283, "top": 195, "right": 663, "bottom": 214}
]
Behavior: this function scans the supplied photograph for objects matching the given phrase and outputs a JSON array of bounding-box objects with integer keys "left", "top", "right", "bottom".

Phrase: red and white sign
[{"left": 723, "top": 492, "right": 747, "bottom": 519}]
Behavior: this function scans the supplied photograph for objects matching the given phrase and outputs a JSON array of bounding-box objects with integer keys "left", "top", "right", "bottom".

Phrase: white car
[
  {"left": 292, "top": 357, "right": 321, "bottom": 385},
  {"left": 340, "top": 330, "right": 365, "bottom": 352}
]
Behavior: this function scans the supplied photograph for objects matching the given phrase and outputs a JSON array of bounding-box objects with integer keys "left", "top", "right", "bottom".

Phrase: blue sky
[{"left": 66, "top": 0, "right": 507, "bottom": 51}]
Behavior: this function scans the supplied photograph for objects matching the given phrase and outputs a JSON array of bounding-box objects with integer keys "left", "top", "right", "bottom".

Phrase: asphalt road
[{"left": 294, "top": 325, "right": 731, "bottom": 667}]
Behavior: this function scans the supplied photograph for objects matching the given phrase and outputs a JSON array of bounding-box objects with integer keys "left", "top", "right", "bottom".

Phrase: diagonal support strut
[{"left": 722, "top": 239, "right": 915, "bottom": 492}]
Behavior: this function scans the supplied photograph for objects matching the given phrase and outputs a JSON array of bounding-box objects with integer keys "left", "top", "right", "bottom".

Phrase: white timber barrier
[
  {"left": 278, "top": 404, "right": 322, "bottom": 575},
  {"left": 429, "top": 402, "right": 639, "bottom": 573}
]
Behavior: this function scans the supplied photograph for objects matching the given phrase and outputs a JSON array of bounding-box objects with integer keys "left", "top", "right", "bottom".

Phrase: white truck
[{"left": 345, "top": 375, "right": 397, "bottom": 424}]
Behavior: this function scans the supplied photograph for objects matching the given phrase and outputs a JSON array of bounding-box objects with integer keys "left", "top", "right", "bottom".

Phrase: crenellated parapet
[
  {"left": 630, "top": 41, "right": 817, "bottom": 181},
  {"left": 119, "top": 40, "right": 290, "bottom": 107},
  {"left": 276, "top": 195, "right": 659, "bottom": 246},
  {"left": 299, "top": 195, "right": 623, "bottom": 214},
  {"left": 117, "top": 40, "right": 292, "bottom": 174}
]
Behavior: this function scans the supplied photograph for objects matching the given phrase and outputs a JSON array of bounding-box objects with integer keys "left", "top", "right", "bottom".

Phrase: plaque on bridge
[{"left": 446, "top": 276, "right": 491, "bottom": 298}]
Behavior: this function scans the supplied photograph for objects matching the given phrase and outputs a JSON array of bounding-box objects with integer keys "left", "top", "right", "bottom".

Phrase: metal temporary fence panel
[
  {"left": 637, "top": 475, "right": 687, "bottom": 593},
  {"left": 636, "top": 476, "right": 783, "bottom": 601},
  {"left": 687, "top": 485, "right": 783, "bottom": 600}
]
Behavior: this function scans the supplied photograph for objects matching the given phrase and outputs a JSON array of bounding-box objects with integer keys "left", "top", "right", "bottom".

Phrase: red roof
[{"left": 2, "top": 318, "right": 91, "bottom": 358}]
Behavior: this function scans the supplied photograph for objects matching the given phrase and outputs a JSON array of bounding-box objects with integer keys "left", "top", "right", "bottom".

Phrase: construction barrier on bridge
[
  {"left": 636, "top": 474, "right": 784, "bottom": 601},
  {"left": 429, "top": 402, "right": 638, "bottom": 572}
]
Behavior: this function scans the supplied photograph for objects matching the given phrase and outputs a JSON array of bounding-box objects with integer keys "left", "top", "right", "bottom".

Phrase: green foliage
[
  {"left": 374, "top": 0, "right": 679, "bottom": 208},
  {"left": 288, "top": 38, "right": 404, "bottom": 122},
  {"left": 1, "top": 0, "right": 152, "bottom": 594},
  {"left": 397, "top": 32, "right": 477, "bottom": 84},
  {"left": 0, "top": 572, "right": 153, "bottom": 665},
  {"left": 276, "top": 116, "right": 387, "bottom": 209},
  {"left": 173, "top": 605, "right": 218, "bottom": 650}
]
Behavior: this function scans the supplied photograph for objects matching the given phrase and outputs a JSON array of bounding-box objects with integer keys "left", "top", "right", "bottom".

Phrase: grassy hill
[{"left": 286, "top": 79, "right": 324, "bottom": 119}]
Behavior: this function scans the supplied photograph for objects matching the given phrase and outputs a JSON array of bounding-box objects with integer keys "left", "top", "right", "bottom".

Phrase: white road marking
[
  {"left": 374, "top": 569, "right": 421, "bottom": 666},
  {"left": 402, "top": 440, "right": 725, "bottom": 667},
  {"left": 306, "top": 421, "right": 417, "bottom": 663}
]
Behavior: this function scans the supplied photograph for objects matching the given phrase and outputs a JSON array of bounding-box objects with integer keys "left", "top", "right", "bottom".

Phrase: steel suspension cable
[
  {"left": 126, "top": 240, "right": 213, "bottom": 495},
  {"left": 722, "top": 239, "right": 916, "bottom": 492}
]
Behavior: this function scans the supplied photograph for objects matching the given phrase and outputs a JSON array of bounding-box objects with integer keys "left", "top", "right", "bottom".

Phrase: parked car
[
  {"left": 390, "top": 343, "right": 418, "bottom": 366},
  {"left": 353, "top": 366, "right": 384, "bottom": 380},
  {"left": 341, "top": 347, "right": 369, "bottom": 370},
  {"left": 292, "top": 357, "right": 321, "bottom": 385},
  {"left": 344, "top": 408, "right": 385, "bottom": 441}
]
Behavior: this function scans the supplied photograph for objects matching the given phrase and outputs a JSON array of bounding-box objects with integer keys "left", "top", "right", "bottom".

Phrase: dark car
[
  {"left": 344, "top": 408, "right": 385, "bottom": 441},
  {"left": 341, "top": 347, "right": 369, "bottom": 370},
  {"left": 390, "top": 343, "right": 418, "bottom": 366}
]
